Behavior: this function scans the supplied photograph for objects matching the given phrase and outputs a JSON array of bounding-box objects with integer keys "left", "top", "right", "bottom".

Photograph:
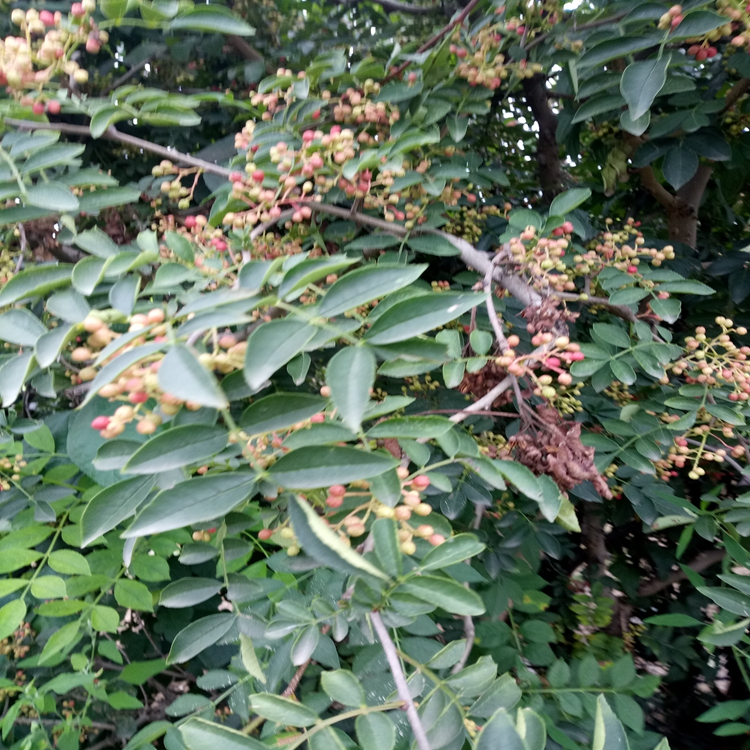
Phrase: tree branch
[
  {"left": 227, "top": 35, "right": 264, "bottom": 63},
  {"left": 332, "top": 0, "right": 440, "bottom": 15},
  {"left": 370, "top": 611, "right": 431, "bottom": 750},
  {"left": 4, "top": 118, "right": 234, "bottom": 178},
  {"left": 724, "top": 77, "right": 750, "bottom": 110},
  {"left": 637, "top": 164, "right": 677, "bottom": 210},
  {"left": 384, "top": 0, "right": 482, "bottom": 82},
  {"left": 525, "top": 11, "right": 628, "bottom": 51},
  {"left": 638, "top": 549, "right": 726, "bottom": 597}
]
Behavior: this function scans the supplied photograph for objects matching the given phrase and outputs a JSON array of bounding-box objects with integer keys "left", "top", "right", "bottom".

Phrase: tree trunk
[{"left": 522, "top": 74, "right": 563, "bottom": 202}]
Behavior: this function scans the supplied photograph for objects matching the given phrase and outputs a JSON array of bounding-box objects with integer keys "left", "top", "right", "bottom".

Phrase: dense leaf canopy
[{"left": 0, "top": 0, "right": 748, "bottom": 749}]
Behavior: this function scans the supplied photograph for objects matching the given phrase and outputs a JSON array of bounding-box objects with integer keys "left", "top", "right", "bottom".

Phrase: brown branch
[
  {"left": 104, "top": 54, "right": 157, "bottom": 94},
  {"left": 332, "top": 0, "right": 440, "bottom": 15},
  {"left": 638, "top": 549, "right": 726, "bottom": 597},
  {"left": 227, "top": 35, "right": 264, "bottom": 63},
  {"left": 676, "top": 163, "right": 713, "bottom": 209},
  {"left": 637, "top": 164, "right": 677, "bottom": 210},
  {"left": 383, "top": 0, "right": 482, "bottom": 82},
  {"left": 553, "top": 291, "right": 638, "bottom": 324},
  {"left": 724, "top": 77, "right": 750, "bottom": 111}
]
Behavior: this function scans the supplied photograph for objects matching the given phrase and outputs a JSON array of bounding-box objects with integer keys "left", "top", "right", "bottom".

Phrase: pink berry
[
  {"left": 184, "top": 216, "right": 197, "bottom": 228},
  {"left": 627, "top": 265, "right": 638, "bottom": 274},
  {"left": 32, "top": 103, "right": 44, "bottom": 115},
  {"left": 230, "top": 172, "right": 244, "bottom": 182},
  {"left": 91, "top": 416, "right": 110, "bottom": 430},
  {"left": 40, "top": 10, "right": 54, "bottom": 25},
  {"left": 412, "top": 475, "right": 431, "bottom": 490},
  {"left": 252, "top": 170, "right": 265, "bottom": 182},
  {"left": 46, "top": 100, "right": 61, "bottom": 115},
  {"left": 129, "top": 391, "right": 148, "bottom": 404}
]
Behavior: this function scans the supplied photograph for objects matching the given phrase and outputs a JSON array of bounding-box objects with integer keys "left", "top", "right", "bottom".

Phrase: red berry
[
  {"left": 184, "top": 216, "right": 197, "bottom": 228},
  {"left": 696, "top": 49, "right": 708, "bottom": 61},
  {"left": 71, "top": 2, "right": 85, "bottom": 16},
  {"left": 258, "top": 529, "right": 274, "bottom": 540},
  {"left": 456, "top": 48, "right": 467, "bottom": 58},
  {"left": 562, "top": 221, "right": 575, "bottom": 233},
  {"left": 32, "top": 103, "right": 44, "bottom": 116},
  {"left": 706, "top": 46, "right": 717, "bottom": 58},
  {"left": 627, "top": 265, "right": 638, "bottom": 274},
  {"left": 252, "top": 170, "right": 265, "bottom": 182},
  {"left": 312, "top": 110, "right": 320, "bottom": 120},
  {"left": 688, "top": 45, "right": 700, "bottom": 56},
  {"left": 412, "top": 475, "right": 431, "bottom": 490},
  {"left": 90, "top": 416, "right": 110, "bottom": 430},
  {"left": 46, "top": 100, "right": 61, "bottom": 115},
  {"left": 310, "top": 413, "right": 325, "bottom": 423},
  {"left": 329, "top": 484, "right": 346, "bottom": 497},
  {"left": 326, "top": 495, "right": 343, "bottom": 508},
  {"left": 229, "top": 171, "right": 244, "bottom": 183},
  {"left": 128, "top": 391, "right": 149, "bottom": 404},
  {"left": 40, "top": 10, "right": 54, "bottom": 25},
  {"left": 408, "top": 72, "right": 417, "bottom": 84}
]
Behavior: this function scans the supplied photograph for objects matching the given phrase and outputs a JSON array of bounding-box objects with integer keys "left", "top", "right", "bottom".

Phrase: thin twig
[
  {"left": 370, "top": 611, "right": 431, "bottom": 750},
  {"left": 15, "top": 222, "right": 26, "bottom": 274},
  {"left": 638, "top": 549, "right": 726, "bottom": 597},
  {"left": 105, "top": 54, "right": 157, "bottom": 94}
]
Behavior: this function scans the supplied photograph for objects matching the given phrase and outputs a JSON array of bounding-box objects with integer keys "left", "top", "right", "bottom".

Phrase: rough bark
[{"left": 522, "top": 74, "right": 563, "bottom": 201}]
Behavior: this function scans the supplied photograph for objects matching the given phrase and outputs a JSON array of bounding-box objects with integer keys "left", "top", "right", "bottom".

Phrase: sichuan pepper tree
[{"left": 0, "top": 0, "right": 748, "bottom": 748}]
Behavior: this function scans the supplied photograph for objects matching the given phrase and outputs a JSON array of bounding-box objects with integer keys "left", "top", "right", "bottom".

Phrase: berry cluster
[
  {"left": 0, "top": 453, "right": 27, "bottom": 490},
  {"left": 4, "top": 1, "right": 105, "bottom": 95}
]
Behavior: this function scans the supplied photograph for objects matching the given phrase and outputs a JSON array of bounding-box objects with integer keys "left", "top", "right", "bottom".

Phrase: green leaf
[
  {"left": 578, "top": 36, "right": 659, "bottom": 67},
  {"left": 620, "top": 57, "right": 669, "bottom": 121},
  {"left": 548, "top": 188, "right": 592, "bottom": 217},
  {"left": 279, "top": 257, "right": 357, "bottom": 300},
  {"left": 610, "top": 655, "right": 636, "bottom": 688},
  {"left": 657, "top": 279, "right": 715, "bottom": 295},
  {"left": 123, "top": 425, "right": 227, "bottom": 474},
  {"left": 92, "top": 605, "right": 120, "bottom": 633},
  {"left": 470, "top": 673, "right": 522, "bottom": 718},
  {"left": 81, "top": 475, "right": 156, "bottom": 546},
  {"left": 400, "top": 574, "right": 486, "bottom": 616},
  {"left": 49, "top": 550, "right": 90, "bottom": 576},
  {"left": 321, "top": 670, "right": 365, "bottom": 707},
  {"left": 249, "top": 693, "right": 319, "bottom": 727},
  {"left": 22, "top": 144, "right": 85, "bottom": 174},
  {"left": 40, "top": 620, "right": 80, "bottom": 663},
  {"left": 122, "top": 721, "right": 172, "bottom": 750},
  {"left": 270, "top": 446, "right": 397, "bottom": 489},
  {"left": 288, "top": 495, "right": 389, "bottom": 581},
  {"left": 78, "top": 186, "right": 142, "bottom": 213},
  {"left": 160, "top": 577, "right": 222, "bottom": 608},
  {"left": 124, "top": 473, "right": 256, "bottom": 537},
  {"left": 571, "top": 94, "right": 625, "bottom": 123},
  {"left": 447, "top": 115, "right": 469, "bottom": 143},
  {"left": 593, "top": 323, "right": 631, "bottom": 348},
  {"left": 240, "top": 633, "right": 266, "bottom": 684},
  {"left": 158, "top": 345, "right": 228, "bottom": 409},
  {"left": 26, "top": 182, "right": 79, "bottom": 212},
  {"left": 180, "top": 719, "right": 266, "bottom": 750},
  {"left": 593, "top": 695, "right": 630, "bottom": 750},
  {"left": 170, "top": 5, "right": 255, "bottom": 35},
  {"left": 35, "top": 324, "right": 75, "bottom": 368},
  {"left": 120, "top": 659, "right": 168, "bottom": 685},
  {"left": 107, "top": 691, "right": 144, "bottom": 710},
  {"left": 516, "top": 707, "right": 546, "bottom": 750},
  {"left": 167, "top": 613, "right": 236, "bottom": 664},
  {"left": 697, "top": 587, "right": 750, "bottom": 616},
  {"left": 291, "top": 625, "right": 320, "bottom": 666},
  {"left": 372, "top": 518, "right": 402, "bottom": 578},
  {"left": 407, "top": 234, "right": 461, "bottom": 256},
  {"left": 115, "top": 579, "right": 154, "bottom": 612},
  {"left": 83, "top": 341, "right": 166, "bottom": 405},
  {"left": 0, "top": 264, "right": 72, "bottom": 305},
  {"left": 319, "top": 263, "right": 427, "bottom": 318},
  {"left": 0, "top": 308, "right": 46, "bottom": 346},
  {"left": 476, "top": 708, "right": 526, "bottom": 750},
  {"left": 364, "top": 293, "right": 482, "bottom": 344},
  {"left": 420, "top": 534, "right": 485, "bottom": 570},
  {"left": 650, "top": 296, "right": 681, "bottom": 323},
  {"left": 327, "top": 346, "right": 375, "bottom": 433},
  {"left": 367, "top": 416, "right": 453, "bottom": 439},
  {"left": 240, "top": 393, "right": 327, "bottom": 435},
  {"left": 0, "top": 351, "right": 36, "bottom": 407},
  {"left": 671, "top": 10, "right": 726, "bottom": 38},
  {"left": 0, "top": 600, "right": 26, "bottom": 641},
  {"left": 244, "top": 319, "right": 317, "bottom": 391},
  {"left": 705, "top": 403, "right": 745, "bottom": 426},
  {"left": 697, "top": 700, "right": 750, "bottom": 723},
  {"left": 611, "top": 359, "right": 637, "bottom": 386},
  {"left": 662, "top": 145, "right": 699, "bottom": 190},
  {"left": 493, "top": 460, "right": 543, "bottom": 502},
  {"left": 90, "top": 105, "right": 130, "bottom": 138}
]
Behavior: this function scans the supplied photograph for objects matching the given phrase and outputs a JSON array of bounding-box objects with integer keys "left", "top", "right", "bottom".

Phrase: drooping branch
[
  {"left": 226, "top": 35, "right": 264, "bottom": 63},
  {"left": 370, "top": 611, "right": 431, "bottom": 750}
]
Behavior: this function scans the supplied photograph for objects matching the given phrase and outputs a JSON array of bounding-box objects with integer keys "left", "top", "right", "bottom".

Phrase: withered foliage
[
  {"left": 459, "top": 360, "right": 513, "bottom": 406},
  {"left": 502, "top": 406, "right": 613, "bottom": 499}
]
